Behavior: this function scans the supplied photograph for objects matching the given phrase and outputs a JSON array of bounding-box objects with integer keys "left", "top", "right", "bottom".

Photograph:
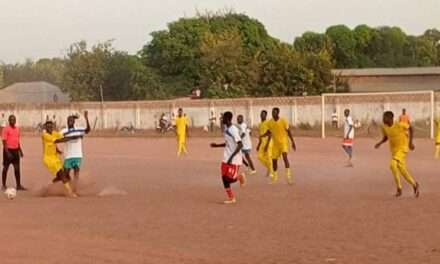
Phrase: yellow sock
[
  {"left": 286, "top": 168, "right": 293, "bottom": 184},
  {"left": 272, "top": 171, "right": 278, "bottom": 183},
  {"left": 64, "top": 182, "right": 73, "bottom": 193}
]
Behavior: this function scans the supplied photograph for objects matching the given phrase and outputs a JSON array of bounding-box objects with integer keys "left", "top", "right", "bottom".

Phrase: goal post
[{"left": 321, "top": 90, "right": 435, "bottom": 139}]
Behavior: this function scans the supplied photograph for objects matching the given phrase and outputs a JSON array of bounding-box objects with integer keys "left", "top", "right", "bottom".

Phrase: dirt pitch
[{"left": 1, "top": 136, "right": 440, "bottom": 264}]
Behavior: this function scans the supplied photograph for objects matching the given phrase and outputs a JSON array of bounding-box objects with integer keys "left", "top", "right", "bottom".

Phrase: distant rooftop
[
  {"left": 332, "top": 67, "right": 440, "bottom": 77},
  {"left": 0, "top": 81, "right": 70, "bottom": 104}
]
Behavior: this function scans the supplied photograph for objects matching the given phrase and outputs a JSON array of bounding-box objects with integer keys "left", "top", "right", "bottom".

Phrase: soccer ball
[{"left": 4, "top": 188, "right": 17, "bottom": 200}]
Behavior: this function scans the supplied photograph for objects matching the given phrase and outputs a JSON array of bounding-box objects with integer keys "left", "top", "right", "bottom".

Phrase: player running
[
  {"left": 375, "top": 111, "right": 420, "bottom": 198},
  {"left": 175, "top": 108, "right": 189, "bottom": 156},
  {"left": 256, "top": 110, "right": 273, "bottom": 177},
  {"left": 211, "top": 111, "right": 246, "bottom": 204},
  {"left": 61, "top": 111, "right": 91, "bottom": 190},
  {"left": 342, "top": 109, "right": 354, "bottom": 167},
  {"left": 237, "top": 115, "right": 256, "bottom": 174},
  {"left": 42, "top": 121, "right": 82, "bottom": 198},
  {"left": 262, "top": 108, "right": 296, "bottom": 185}
]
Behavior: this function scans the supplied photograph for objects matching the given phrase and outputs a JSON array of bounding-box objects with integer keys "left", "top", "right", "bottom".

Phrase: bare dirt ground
[{"left": 1, "top": 136, "right": 440, "bottom": 264}]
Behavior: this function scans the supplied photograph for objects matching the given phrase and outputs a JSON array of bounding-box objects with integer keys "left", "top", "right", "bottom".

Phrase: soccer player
[
  {"left": 211, "top": 111, "right": 246, "bottom": 204},
  {"left": 342, "top": 109, "right": 354, "bottom": 167},
  {"left": 237, "top": 115, "right": 256, "bottom": 174},
  {"left": 375, "top": 111, "right": 420, "bottom": 198},
  {"left": 256, "top": 110, "right": 273, "bottom": 177},
  {"left": 399, "top": 108, "right": 411, "bottom": 125},
  {"left": 2, "top": 115, "right": 26, "bottom": 191},
  {"left": 42, "top": 121, "right": 81, "bottom": 198},
  {"left": 61, "top": 111, "right": 91, "bottom": 190},
  {"left": 262, "top": 108, "right": 296, "bottom": 184},
  {"left": 175, "top": 108, "right": 189, "bottom": 156}
]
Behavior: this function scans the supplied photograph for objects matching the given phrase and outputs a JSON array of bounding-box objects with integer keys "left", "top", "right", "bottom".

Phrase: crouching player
[
  {"left": 211, "top": 111, "right": 246, "bottom": 204},
  {"left": 42, "top": 121, "right": 82, "bottom": 198}
]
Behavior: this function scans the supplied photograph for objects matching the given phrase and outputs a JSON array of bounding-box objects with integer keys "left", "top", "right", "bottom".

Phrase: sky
[{"left": 0, "top": 0, "right": 439, "bottom": 63}]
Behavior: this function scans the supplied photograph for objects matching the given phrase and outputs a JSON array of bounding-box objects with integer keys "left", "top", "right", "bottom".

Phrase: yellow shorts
[
  {"left": 43, "top": 156, "right": 63, "bottom": 176},
  {"left": 392, "top": 151, "right": 407, "bottom": 163},
  {"left": 272, "top": 141, "right": 289, "bottom": 159}
]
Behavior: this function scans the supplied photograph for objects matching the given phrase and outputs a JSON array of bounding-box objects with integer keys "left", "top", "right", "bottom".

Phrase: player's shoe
[
  {"left": 223, "top": 198, "right": 237, "bottom": 204},
  {"left": 250, "top": 170, "right": 257, "bottom": 175},
  {"left": 395, "top": 188, "right": 403, "bottom": 197},
  {"left": 413, "top": 183, "right": 420, "bottom": 198},
  {"left": 239, "top": 173, "right": 247, "bottom": 187}
]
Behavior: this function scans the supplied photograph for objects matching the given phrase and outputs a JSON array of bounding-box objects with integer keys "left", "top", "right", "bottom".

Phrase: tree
[{"left": 326, "top": 25, "right": 357, "bottom": 68}]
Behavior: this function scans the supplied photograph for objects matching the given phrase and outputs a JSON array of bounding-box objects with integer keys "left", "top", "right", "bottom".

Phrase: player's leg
[
  {"left": 182, "top": 135, "right": 188, "bottom": 154},
  {"left": 396, "top": 156, "right": 419, "bottom": 198},
  {"left": 282, "top": 152, "right": 293, "bottom": 185},
  {"left": 244, "top": 151, "right": 256, "bottom": 173},
  {"left": 342, "top": 145, "right": 353, "bottom": 167},
  {"left": 271, "top": 158, "right": 278, "bottom": 183},
  {"left": 271, "top": 145, "right": 282, "bottom": 183},
  {"left": 390, "top": 158, "right": 403, "bottom": 197},
  {"left": 257, "top": 149, "right": 269, "bottom": 171},
  {"left": 12, "top": 156, "right": 26, "bottom": 191},
  {"left": 222, "top": 176, "right": 236, "bottom": 204},
  {"left": 2, "top": 163, "right": 10, "bottom": 190}
]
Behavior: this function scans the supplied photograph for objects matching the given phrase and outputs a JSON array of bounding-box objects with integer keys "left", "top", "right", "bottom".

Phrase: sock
[
  {"left": 64, "top": 182, "right": 73, "bottom": 194},
  {"left": 225, "top": 188, "right": 234, "bottom": 199},
  {"left": 272, "top": 171, "right": 278, "bottom": 182},
  {"left": 286, "top": 168, "right": 292, "bottom": 179}
]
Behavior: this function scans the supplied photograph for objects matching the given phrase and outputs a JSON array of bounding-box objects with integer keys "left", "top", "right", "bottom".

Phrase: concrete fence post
[
  {"left": 248, "top": 99, "right": 254, "bottom": 127},
  {"left": 135, "top": 102, "right": 141, "bottom": 129}
]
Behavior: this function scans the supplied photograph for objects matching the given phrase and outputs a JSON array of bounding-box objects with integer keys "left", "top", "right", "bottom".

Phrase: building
[
  {"left": 0, "top": 81, "right": 70, "bottom": 103},
  {"left": 332, "top": 67, "right": 440, "bottom": 92}
]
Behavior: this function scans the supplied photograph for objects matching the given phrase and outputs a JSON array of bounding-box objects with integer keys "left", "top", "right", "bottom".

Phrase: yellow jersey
[
  {"left": 259, "top": 120, "right": 271, "bottom": 143},
  {"left": 42, "top": 131, "right": 62, "bottom": 158},
  {"left": 436, "top": 118, "right": 440, "bottom": 143},
  {"left": 383, "top": 122, "right": 410, "bottom": 155},
  {"left": 267, "top": 118, "right": 289, "bottom": 144},
  {"left": 175, "top": 116, "right": 188, "bottom": 135}
]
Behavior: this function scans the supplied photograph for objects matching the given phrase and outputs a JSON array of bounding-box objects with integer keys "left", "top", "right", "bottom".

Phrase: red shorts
[
  {"left": 342, "top": 138, "right": 353, "bottom": 146},
  {"left": 221, "top": 162, "right": 240, "bottom": 179}
]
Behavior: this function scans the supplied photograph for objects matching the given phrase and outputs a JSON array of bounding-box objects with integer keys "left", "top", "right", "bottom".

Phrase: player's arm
[
  {"left": 408, "top": 125, "right": 415, "bottom": 150},
  {"left": 256, "top": 135, "right": 262, "bottom": 151},
  {"left": 18, "top": 143, "right": 23, "bottom": 158},
  {"left": 227, "top": 141, "right": 243, "bottom": 164},
  {"left": 210, "top": 142, "right": 226, "bottom": 148},
  {"left": 345, "top": 122, "right": 353, "bottom": 139},
  {"left": 84, "top": 111, "right": 91, "bottom": 134},
  {"left": 375, "top": 129, "right": 388, "bottom": 149},
  {"left": 260, "top": 130, "right": 270, "bottom": 139},
  {"left": 287, "top": 129, "right": 296, "bottom": 151},
  {"left": 55, "top": 135, "right": 83, "bottom": 144}
]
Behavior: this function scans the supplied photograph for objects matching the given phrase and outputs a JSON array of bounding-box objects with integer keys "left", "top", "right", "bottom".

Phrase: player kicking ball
[
  {"left": 375, "top": 111, "right": 420, "bottom": 198},
  {"left": 42, "top": 121, "right": 82, "bottom": 198},
  {"left": 211, "top": 111, "right": 246, "bottom": 204},
  {"left": 61, "top": 111, "right": 91, "bottom": 191}
]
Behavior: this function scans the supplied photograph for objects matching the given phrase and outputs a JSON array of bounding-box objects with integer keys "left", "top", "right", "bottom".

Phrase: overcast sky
[{"left": 0, "top": 0, "right": 439, "bottom": 63}]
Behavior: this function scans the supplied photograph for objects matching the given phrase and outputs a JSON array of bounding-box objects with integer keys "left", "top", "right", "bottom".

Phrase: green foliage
[
  {"left": 2, "top": 11, "right": 439, "bottom": 101},
  {"left": 295, "top": 25, "right": 440, "bottom": 69}
]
